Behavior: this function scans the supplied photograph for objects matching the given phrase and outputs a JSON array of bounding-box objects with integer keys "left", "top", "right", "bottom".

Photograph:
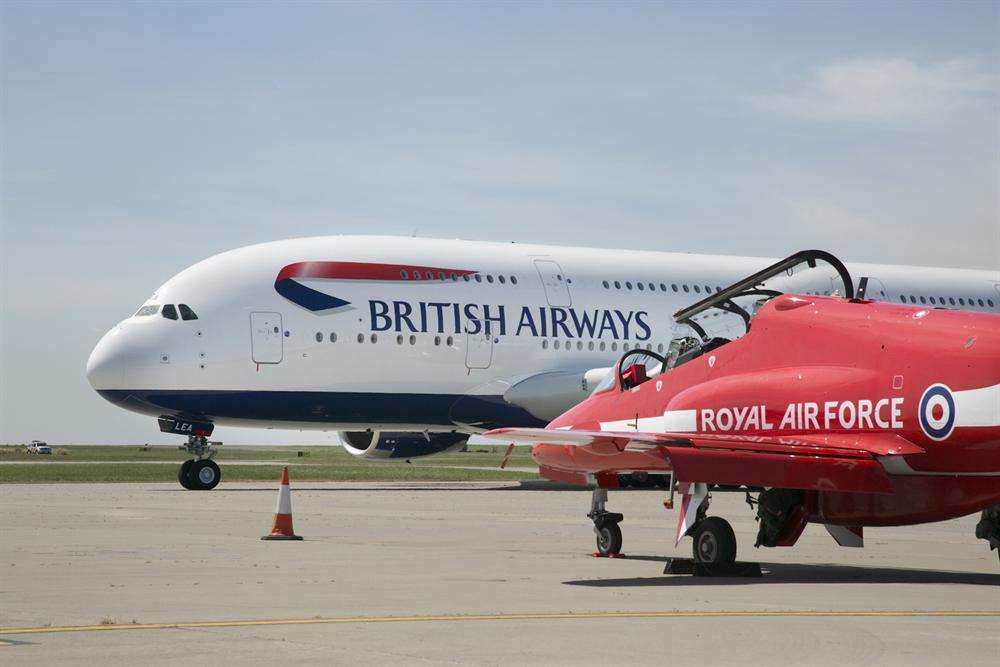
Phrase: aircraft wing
[{"left": 483, "top": 428, "right": 924, "bottom": 494}]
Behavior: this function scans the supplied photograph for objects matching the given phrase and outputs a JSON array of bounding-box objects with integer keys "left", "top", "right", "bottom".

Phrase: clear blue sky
[{"left": 2, "top": 1, "right": 997, "bottom": 444}]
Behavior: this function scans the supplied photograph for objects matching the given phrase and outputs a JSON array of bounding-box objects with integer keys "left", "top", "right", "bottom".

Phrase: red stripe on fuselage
[{"left": 275, "top": 262, "right": 476, "bottom": 282}]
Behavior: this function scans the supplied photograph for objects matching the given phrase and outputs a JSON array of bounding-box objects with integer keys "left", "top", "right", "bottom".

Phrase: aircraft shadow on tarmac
[
  {"left": 564, "top": 559, "right": 1000, "bottom": 587},
  {"left": 179, "top": 480, "right": 583, "bottom": 493}
]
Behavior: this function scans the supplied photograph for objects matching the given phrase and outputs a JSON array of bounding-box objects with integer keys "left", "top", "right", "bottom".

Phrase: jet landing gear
[
  {"left": 664, "top": 483, "right": 761, "bottom": 577},
  {"left": 157, "top": 417, "right": 221, "bottom": 491},
  {"left": 588, "top": 488, "right": 624, "bottom": 557},
  {"left": 976, "top": 504, "right": 1000, "bottom": 563},
  {"left": 177, "top": 435, "right": 221, "bottom": 491},
  {"left": 690, "top": 517, "right": 737, "bottom": 565}
]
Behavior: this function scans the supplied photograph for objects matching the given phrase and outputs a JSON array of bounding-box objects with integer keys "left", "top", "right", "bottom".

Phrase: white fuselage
[{"left": 86, "top": 236, "right": 1000, "bottom": 433}]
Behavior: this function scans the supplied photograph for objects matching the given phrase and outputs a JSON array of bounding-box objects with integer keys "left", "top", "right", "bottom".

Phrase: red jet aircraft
[{"left": 486, "top": 251, "right": 1000, "bottom": 567}]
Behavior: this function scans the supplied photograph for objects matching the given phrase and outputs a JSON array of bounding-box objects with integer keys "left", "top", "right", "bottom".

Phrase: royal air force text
[{"left": 699, "top": 398, "right": 905, "bottom": 432}]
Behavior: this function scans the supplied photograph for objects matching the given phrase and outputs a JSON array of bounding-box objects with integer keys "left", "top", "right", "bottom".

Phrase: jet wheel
[
  {"left": 595, "top": 522, "right": 623, "bottom": 556},
  {"left": 178, "top": 460, "right": 195, "bottom": 490},
  {"left": 189, "top": 459, "right": 221, "bottom": 490},
  {"left": 692, "top": 517, "right": 737, "bottom": 565}
]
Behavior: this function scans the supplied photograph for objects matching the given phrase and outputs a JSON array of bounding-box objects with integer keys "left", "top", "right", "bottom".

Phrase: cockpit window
[
  {"left": 162, "top": 304, "right": 178, "bottom": 320},
  {"left": 134, "top": 305, "right": 160, "bottom": 317},
  {"left": 178, "top": 304, "right": 198, "bottom": 320},
  {"left": 664, "top": 336, "right": 701, "bottom": 370}
]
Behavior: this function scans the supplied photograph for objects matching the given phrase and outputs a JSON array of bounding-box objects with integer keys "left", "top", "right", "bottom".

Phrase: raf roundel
[{"left": 918, "top": 383, "right": 956, "bottom": 441}]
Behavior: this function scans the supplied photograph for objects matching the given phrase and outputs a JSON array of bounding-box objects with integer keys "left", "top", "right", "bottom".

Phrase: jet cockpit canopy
[{"left": 608, "top": 250, "right": 855, "bottom": 392}]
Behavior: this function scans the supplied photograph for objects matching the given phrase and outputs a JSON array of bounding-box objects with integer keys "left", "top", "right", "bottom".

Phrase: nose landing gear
[
  {"left": 177, "top": 435, "right": 222, "bottom": 490},
  {"left": 158, "top": 416, "right": 222, "bottom": 491},
  {"left": 588, "top": 488, "right": 624, "bottom": 556}
]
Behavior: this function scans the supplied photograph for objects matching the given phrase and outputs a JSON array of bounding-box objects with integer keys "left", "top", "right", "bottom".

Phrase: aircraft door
[
  {"left": 465, "top": 330, "right": 493, "bottom": 369},
  {"left": 533, "top": 259, "right": 572, "bottom": 307},
  {"left": 250, "top": 312, "right": 283, "bottom": 364}
]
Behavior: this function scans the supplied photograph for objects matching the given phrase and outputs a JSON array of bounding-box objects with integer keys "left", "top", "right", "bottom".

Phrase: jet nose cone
[{"left": 86, "top": 328, "right": 126, "bottom": 390}]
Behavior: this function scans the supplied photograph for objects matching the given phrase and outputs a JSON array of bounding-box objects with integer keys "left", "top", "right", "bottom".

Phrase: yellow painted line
[{"left": 2, "top": 610, "right": 1000, "bottom": 636}]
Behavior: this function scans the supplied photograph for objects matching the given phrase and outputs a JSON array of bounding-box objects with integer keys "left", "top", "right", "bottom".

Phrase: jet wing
[{"left": 483, "top": 428, "right": 924, "bottom": 494}]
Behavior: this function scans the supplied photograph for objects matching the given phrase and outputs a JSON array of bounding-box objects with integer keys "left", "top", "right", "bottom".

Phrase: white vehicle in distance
[{"left": 26, "top": 440, "right": 52, "bottom": 455}]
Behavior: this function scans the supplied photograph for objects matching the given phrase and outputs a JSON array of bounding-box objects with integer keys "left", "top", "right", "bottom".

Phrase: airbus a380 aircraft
[{"left": 86, "top": 236, "right": 1000, "bottom": 489}]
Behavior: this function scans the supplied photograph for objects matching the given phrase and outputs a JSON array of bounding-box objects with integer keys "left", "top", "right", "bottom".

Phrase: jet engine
[{"left": 340, "top": 431, "right": 469, "bottom": 459}]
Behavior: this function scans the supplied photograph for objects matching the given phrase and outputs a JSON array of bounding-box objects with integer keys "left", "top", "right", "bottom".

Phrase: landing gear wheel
[
  {"left": 177, "top": 460, "right": 194, "bottom": 490},
  {"left": 692, "top": 517, "right": 737, "bottom": 565},
  {"left": 595, "top": 522, "right": 623, "bottom": 556},
  {"left": 189, "top": 459, "right": 221, "bottom": 490}
]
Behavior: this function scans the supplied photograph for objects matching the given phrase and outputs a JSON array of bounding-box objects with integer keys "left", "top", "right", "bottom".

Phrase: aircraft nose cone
[{"left": 86, "top": 328, "right": 126, "bottom": 390}]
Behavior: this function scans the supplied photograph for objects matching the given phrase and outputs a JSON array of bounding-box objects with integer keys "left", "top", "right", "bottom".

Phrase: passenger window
[
  {"left": 542, "top": 340, "right": 548, "bottom": 349},
  {"left": 637, "top": 282, "right": 644, "bottom": 291},
  {"left": 498, "top": 275, "right": 506, "bottom": 284},
  {"left": 162, "top": 304, "right": 178, "bottom": 320},
  {"left": 487, "top": 275, "right": 494, "bottom": 283},
  {"left": 682, "top": 285, "right": 690, "bottom": 293},
  {"left": 178, "top": 304, "right": 198, "bottom": 320},
  {"left": 919, "top": 296, "right": 926, "bottom": 304},
  {"left": 949, "top": 297, "right": 956, "bottom": 305},
  {"left": 409, "top": 335, "right": 416, "bottom": 345},
  {"left": 329, "top": 333, "right": 337, "bottom": 343},
  {"left": 400, "top": 270, "right": 408, "bottom": 279},
  {"left": 625, "top": 282, "right": 632, "bottom": 290},
  {"left": 396, "top": 334, "right": 403, "bottom": 345},
  {"left": 694, "top": 285, "right": 701, "bottom": 293},
  {"left": 475, "top": 275, "right": 482, "bottom": 283},
  {"left": 978, "top": 298, "right": 985, "bottom": 307},
  {"left": 554, "top": 340, "right": 560, "bottom": 350},
  {"left": 510, "top": 276, "right": 518, "bottom": 285},
  {"left": 357, "top": 333, "right": 364, "bottom": 343},
  {"left": 614, "top": 281, "right": 621, "bottom": 289},
  {"left": 603, "top": 281, "right": 610, "bottom": 289},
  {"left": 671, "top": 284, "right": 678, "bottom": 292},
  {"left": 959, "top": 298, "right": 966, "bottom": 305},
  {"left": 315, "top": 332, "right": 323, "bottom": 342},
  {"left": 659, "top": 283, "right": 667, "bottom": 291},
  {"left": 929, "top": 297, "right": 936, "bottom": 304},
  {"left": 989, "top": 299, "right": 995, "bottom": 308},
  {"left": 446, "top": 336, "right": 454, "bottom": 346}
]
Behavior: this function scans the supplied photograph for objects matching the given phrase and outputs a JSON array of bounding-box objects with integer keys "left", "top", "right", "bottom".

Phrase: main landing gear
[
  {"left": 690, "top": 516, "right": 738, "bottom": 565},
  {"left": 585, "top": 482, "right": 763, "bottom": 576},
  {"left": 673, "top": 483, "right": 739, "bottom": 566},
  {"left": 588, "top": 488, "right": 624, "bottom": 556},
  {"left": 976, "top": 504, "right": 1000, "bottom": 563},
  {"left": 177, "top": 435, "right": 221, "bottom": 491}
]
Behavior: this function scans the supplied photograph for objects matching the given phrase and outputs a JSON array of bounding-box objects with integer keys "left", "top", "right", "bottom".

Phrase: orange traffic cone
[{"left": 261, "top": 467, "right": 303, "bottom": 540}]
